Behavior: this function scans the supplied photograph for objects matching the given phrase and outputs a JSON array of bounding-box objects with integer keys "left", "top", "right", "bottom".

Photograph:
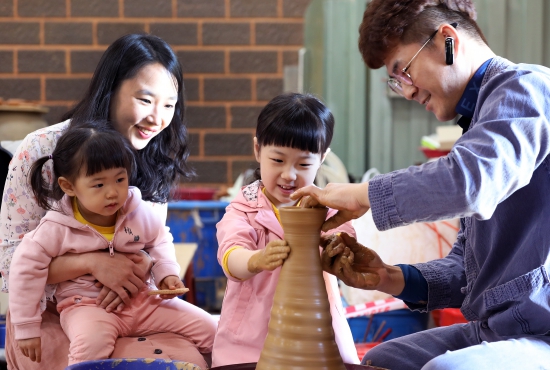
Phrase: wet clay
[{"left": 256, "top": 206, "right": 346, "bottom": 370}]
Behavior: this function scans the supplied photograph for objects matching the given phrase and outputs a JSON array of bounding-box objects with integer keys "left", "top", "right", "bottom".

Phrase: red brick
[
  {"left": 97, "top": 23, "right": 146, "bottom": 45},
  {"left": 230, "top": 51, "right": 277, "bottom": 74},
  {"left": 188, "top": 132, "right": 200, "bottom": 156},
  {"left": 232, "top": 160, "right": 257, "bottom": 182},
  {"left": 45, "top": 22, "right": 93, "bottom": 45},
  {"left": 186, "top": 106, "right": 226, "bottom": 128},
  {"left": 71, "top": 50, "right": 105, "bottom": 73},
  {"left": 0, "top": 78, "right": 40, "bottom": 100},
  {"left": 71, "top": 0, "right": 118, "bottom": 17},
  {"left": 124, "top": 0, "right": 172, "bottom": 18},
  {"left": 230, "top": 0, "right": 277, "bottom": 17},
  {"left": 0, "top": 22, "right": 39, "bottom": 44},
  {"left": 203, "top": 23, "right": 250, "bottom": 45},
  {"left": 256, "top": 22, "right": 303, "bottom": 45},
  {"left": 46, "top": 78, "right": 90, "bottom": 101},
  {"left": 18, "top": 50, "right": 66, "bottom": 73},
  {"left": 230, "top": 105, "right": 263, "bottom": 129},
  {"left": 177, "top": 0, "right": 225, "bottom": 18},
  {"left": 282, "top": 0, "right": 312, "bottom": 17},
  {"left": 256, "top": 78, "right": 283, "bottom": 101},
  {"left": 150, "top": 23, "right": 198, "bottom": 46},
  {"left": 0, "top": 1, "right": 13, "bottom": 16},
  {"left": 283, "top": 50, "right": 299, "bottom": 66},
  {"left": 44, "top": 105, "right": 70, "bottom": 125},
  {"left": 188, "top": 160, "right": 228, "bottom": 183},
  {"left": 18, "top": 0, "right": 65, "bottom": 17},
  {"left": 204, "top": 78, "right": 251, "bottom": 101},
  {"left": 204, "top": 133, "right": 253, "bottom": 156},
  {"left": 178, "top": 50, "right": 224, "bottom": 74},
  {"left": 184, "top": 78, "right": 199, "bottom": 102},
  {"left": 0, "top": 51, "right": 13, "bottom": 73}
]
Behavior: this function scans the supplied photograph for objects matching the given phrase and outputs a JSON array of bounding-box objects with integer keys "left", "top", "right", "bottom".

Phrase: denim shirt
[{"left": 369, "top": 56, "right": 550, "bottom": 337}]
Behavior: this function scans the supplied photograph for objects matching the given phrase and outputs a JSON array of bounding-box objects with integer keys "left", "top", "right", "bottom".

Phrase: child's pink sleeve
[{"left": 216, "top": 204, "right": 259, "bottom": 281}]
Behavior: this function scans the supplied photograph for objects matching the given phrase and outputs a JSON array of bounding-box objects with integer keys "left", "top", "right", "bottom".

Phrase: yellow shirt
[{"left": 72, "top": 197, "right": 116, "bottom": 241}]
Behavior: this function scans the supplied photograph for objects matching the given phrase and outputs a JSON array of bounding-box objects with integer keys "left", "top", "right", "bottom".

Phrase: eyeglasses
[{"left": 388, "top": 23, "right": 457, "bottom": 97}]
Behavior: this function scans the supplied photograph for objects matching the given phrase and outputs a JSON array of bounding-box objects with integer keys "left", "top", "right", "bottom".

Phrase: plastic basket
[
  {"left": 420, "top": 147, "right": 451, "bottom": 158},
  {"left": 354, "top": 342, "right": 379, "bottom": 359},
  {"left": 173, "top": 188, "right": 217, "bottom": 201},
  {"left": 167, "top": 201, "right": 228, "bottom": 278},
  {"left": 167, "top": 201, "right": 228, "bottom": 309},
  {"left": 347, "top": 309, "right": 429, "bottom": 343},
  {"left": 432, "top": 308, "right": 468, "bottom": 327}
]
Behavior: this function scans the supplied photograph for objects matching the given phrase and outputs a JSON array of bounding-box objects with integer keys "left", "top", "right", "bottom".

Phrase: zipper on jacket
[
  {"left": 108, "top": 241, "right": 114, "bottom": 256},
  {"left": 80, "top": 208, "right": 125, "bottom": 257},
  {"left": 83, "top": 224, "right": 116, "bottom": 256}
]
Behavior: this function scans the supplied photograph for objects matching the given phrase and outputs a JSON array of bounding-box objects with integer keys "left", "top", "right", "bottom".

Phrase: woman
[
  {"left": 0, "top": 34, "right": 216, "bottom": 370},
  {"left": 293, "top": 0, "right": 550, "bottom": 369}
]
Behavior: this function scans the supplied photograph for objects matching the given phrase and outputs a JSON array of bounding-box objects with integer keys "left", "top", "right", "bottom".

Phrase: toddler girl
[
  {"left": 212, "top": 93, "right": 359, "bottom": 366},
  {"left": 9, "top": 125, "right": 212, "bottom": 366}
]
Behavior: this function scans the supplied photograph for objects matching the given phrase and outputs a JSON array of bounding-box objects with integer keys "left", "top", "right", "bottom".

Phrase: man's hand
[
  {"left": 291, "top": 183, "right": 371, "bottom": 231},
  {"left": 18, "top": 337, "right": 41, "bottom": 363},
  {"left": 320, "top": 233, "right": 404, "bottom": 295},
  {"left": 247, "top": 240, "right": 290, "bottom": 273}
]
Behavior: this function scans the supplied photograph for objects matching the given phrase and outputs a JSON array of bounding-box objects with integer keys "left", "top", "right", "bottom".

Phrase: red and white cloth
[{"left": 345, "top": 297, "right": 407, "bottom": 318}]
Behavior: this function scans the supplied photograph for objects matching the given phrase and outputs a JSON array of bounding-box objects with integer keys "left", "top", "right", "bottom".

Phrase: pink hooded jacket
[
  {"left": 9, "top": 187, "right": 180, "bottom": 341},
  {"left": 212, "top": 181, "right": 359, "bottom": 366}
]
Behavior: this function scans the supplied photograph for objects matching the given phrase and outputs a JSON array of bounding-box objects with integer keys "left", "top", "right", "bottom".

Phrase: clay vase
[{"left": 256, "top": 206, "right": 346, "bottom": 370}]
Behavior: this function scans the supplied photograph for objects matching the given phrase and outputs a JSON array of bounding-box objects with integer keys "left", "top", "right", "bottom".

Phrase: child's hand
[
  {"left": 157, "top": 275, "right": 186, "bottom": 299},
  {"left": 247, "top": 240, "right": 290, "bottom": 273},
  {"left": 18, "top": 337, "right": 41, "bottom": 363}
]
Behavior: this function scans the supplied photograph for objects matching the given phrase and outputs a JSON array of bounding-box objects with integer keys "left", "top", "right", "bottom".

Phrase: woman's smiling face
[{"left": 110, "top": 62, "right": 178, "bottom": 150}]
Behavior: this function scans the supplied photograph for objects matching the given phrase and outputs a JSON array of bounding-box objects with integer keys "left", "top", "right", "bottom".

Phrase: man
[{"left": 292, "top": 1, "right": 550, "bottom": 369}]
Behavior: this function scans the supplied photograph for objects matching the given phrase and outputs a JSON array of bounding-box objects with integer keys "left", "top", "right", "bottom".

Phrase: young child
[
  {"left": 212, "top": 93, "right": 359, "bottom": 366},
  {"left": 9, "top": 125, "right": 212, "bottom": 366}
]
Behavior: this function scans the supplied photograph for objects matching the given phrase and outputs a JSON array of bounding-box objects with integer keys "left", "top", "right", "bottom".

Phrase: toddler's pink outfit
[{"left": 9, "top": 187, "right": 215, "bottom": 365}]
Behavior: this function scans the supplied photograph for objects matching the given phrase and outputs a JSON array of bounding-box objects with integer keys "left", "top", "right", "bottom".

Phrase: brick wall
[{"left": 0, "top": 0, "right": 312, "bottom": 187}]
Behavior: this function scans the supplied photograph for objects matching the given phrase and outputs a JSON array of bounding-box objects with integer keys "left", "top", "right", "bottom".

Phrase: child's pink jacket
[
  {"left": 9, "top": 187, "right": 180, "bottom": 341},
  {"left": 212, "top": 181, "right": 359, "bottom": 366}
]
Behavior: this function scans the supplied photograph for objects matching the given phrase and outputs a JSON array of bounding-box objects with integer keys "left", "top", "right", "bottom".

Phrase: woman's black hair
[
  {"left": 29, "top": 124, "right": 136, "bottom": 211},
  {"left": 251, "top": 92, "right": 335, "bottom": 181},
  {"left": 62, "top": 33, "right": 193, "bottom": 203}
]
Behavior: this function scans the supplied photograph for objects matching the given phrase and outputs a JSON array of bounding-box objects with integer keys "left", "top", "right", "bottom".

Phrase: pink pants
[{"left": 6, "top": 293, "right": 216, "bottom": 369}]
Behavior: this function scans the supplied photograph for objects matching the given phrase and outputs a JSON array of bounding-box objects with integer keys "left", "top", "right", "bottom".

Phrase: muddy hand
[
  {"left": 248, "top": 240, "right": 290, "bottom": 273},
  {"left": 321, "top": 232, "right": 381, "bottom": 290}
]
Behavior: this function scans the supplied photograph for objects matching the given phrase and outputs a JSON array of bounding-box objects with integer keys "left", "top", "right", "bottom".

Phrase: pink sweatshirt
[
  {"left": 212, "top": 181, "right": 359, "bottom": 366},
  {"left": 9, "top": 187, "right": 180, "bottom": 341}
]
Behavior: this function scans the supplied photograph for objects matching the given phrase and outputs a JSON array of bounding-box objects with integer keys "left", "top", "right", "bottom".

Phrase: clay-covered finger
[
  {"left": 269, "top": 252, "right": 289, "bottom": 262},
  {"left": 299, "top": 195, "right": 321, "bottom": 208},
  {"left": 271, "top": 245, "right": 290, "bottom": 254},
  {"left": 321, "top": 212, "right": 351, "bottom": 232}
]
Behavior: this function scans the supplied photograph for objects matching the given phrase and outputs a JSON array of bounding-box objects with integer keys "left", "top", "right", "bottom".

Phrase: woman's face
[{"left": 110, "top": 63, "right": 178, "bottom": 150}]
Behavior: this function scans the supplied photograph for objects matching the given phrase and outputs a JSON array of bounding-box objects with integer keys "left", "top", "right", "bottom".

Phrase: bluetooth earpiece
[{"left": 445, "top": 37, "right": 455, "bottom": 65}]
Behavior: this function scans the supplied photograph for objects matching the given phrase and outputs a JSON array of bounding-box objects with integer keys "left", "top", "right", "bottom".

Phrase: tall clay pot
[{"left": 257, "top": 206, "right": 346, "bottom": 370}]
